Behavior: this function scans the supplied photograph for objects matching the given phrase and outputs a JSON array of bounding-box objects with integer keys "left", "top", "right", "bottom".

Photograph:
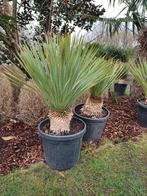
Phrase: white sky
[
  {"left": 74, "top": 0, "right": 126, "bottom": 37},
  {"left": 95, "top": 0, "right": 126, "bottom": 17}
]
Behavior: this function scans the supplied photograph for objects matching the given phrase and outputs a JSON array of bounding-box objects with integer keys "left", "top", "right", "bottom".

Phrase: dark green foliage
[
  {"left": 0, "top": 14, "right": 19, "bottom": 64},
  {"left": 87, "top": 43, "right": 135, "bottom": 62},
  {"left": 34, "top": 0, "right": 105, "bottom": 33},
  {"left": 0, "top": 0, "right": 34, "bottom": 26},
  {"left": 86, "top": 43, "right": 136, "bottom": 79},
  {"left": 0, "top": 0, "right": 34, "bottom": 65},
  {"left": 99, "top": 45, "right": 129, "bottom": 62},
  {"left": 17, "top": 0, "right": 34, "bottom": 26},
  {"left": 0, "top": 0, "right": 105, "bottom": 65}
]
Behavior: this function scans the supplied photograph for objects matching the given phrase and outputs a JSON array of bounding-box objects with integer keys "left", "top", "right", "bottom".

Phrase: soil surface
[{"left": 0, "top": 96, "right": 147, "bottom": 175}]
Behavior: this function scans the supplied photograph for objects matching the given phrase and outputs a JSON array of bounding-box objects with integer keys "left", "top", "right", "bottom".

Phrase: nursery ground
[
  {"left": 0, "top": 134, "right": 147, "bottom": 196},
  {"left": 0, "top": 96, "right": 147, "bottom": 175}
]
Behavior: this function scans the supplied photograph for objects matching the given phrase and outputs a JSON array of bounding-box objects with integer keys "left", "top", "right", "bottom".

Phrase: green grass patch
[{"left": 0, "top": 134, "right": 147, "bottom": 196}]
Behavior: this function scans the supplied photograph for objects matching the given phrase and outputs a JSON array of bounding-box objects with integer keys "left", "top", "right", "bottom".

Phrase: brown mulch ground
[
  {"left": 103, "top": 96, "right": 147, "bottom": 143},
  {"left": 0, "top": 96, "right": 147, "bottom": 175},
  {"left": 0, "top": 121, "right": 43, "bottom": 175}
]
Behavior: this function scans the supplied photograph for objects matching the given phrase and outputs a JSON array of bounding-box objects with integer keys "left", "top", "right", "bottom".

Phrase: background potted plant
[
  {"left": 130, "top": 60, "right": 147, "bottom": 127},
  {"left": 105, "top": 46, "right": 130, "bottom": 97},
  {"left": 3, "top": 36, "right": 110, "bottom": 171},
  {"left": 114, "top": 64, "right": 128, "bottom": 96},
  {"left": 74, "top": 62, "right": 124, "bottom": 141}
]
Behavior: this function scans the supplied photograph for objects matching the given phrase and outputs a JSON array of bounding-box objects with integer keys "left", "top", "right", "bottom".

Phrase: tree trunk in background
[
  {"left": 123, "top": 21, "right": 128, "bottom": 47},
  {"left": 1, "top": 0, "right": 19, "bottom": 55},
  {"left": 2, "top": 0, "right": 9, "bottom": 15},
  {"left": 12, "top": 0, "right": 19, "bottom": 52},
  {"left": 46, "top": 0, "right": 53, "bottom": 37}
]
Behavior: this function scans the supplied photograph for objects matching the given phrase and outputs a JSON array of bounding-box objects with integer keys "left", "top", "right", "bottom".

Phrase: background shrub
[
  {"left": 17, "top": 80, "right": 48, "bottom": 126},
  {"left": 0, "top": 64, "right": 25, "bottom": 102},
  {"left": 87, "top": 43, "right": 136, "bottom": 62},
  {"left": 101, "top": 45, "right": 128, "bottom": 62},
  {"left": 0, "top": 74, "right": 13, "bottom": 120}
]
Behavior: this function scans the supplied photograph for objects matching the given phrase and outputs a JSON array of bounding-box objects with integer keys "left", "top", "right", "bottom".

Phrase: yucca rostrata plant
[
  {"left": 3, "top": 35, "right": 114, "bottom": 170},
  {"left": 130, "top": 60, "right": 147, "bottom": 127},
  {"left": 4, "top": 36, "right": 112, "bottom": 134},
  {"left": 74, "top": 62, "right": 124, "bottom": 141}
]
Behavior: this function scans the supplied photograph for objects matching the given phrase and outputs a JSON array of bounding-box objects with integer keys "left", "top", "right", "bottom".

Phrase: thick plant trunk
[
  {"left": 48, "top": 110, "right": 72, "bottom": 135},
  {"left": 81, "top": 95, "right": 103, "bottom": 117}
]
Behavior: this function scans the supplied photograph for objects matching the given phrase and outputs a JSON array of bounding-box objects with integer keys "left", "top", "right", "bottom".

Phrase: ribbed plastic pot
[
  {"left": 114, "top": 83, "right": 127, "bottom": 96},
  {"left": 137, "top": 99, "right": 147, "bottom": 128},
  {"left": 73, "top": 104, "right": 110, "bottom": 142},
  {"left": 38, "top": 117, "right": 86, "bottom": 171}
]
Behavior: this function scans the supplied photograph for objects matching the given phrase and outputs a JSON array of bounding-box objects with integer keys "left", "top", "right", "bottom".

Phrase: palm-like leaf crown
[
  {"left": 130, "top": 60, "right": 147, "bottom": 98},
  {"left": 4, "top": 36, "right": 112, "bottom": 112}
]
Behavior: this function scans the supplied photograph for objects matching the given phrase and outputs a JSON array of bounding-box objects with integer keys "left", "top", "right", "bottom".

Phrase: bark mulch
[
  {"left": 103, "top": 96, "right": 147, "bottom": 143},
  {"left": 0, "top": 96, "right": 147, "bottom": 175},
  {"left": 0, "top": 120, "right": 43, "bottom": 175}
]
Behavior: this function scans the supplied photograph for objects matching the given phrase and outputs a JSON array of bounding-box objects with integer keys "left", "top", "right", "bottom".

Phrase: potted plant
[
  {"left": 130, "top": 60, "right": 147, "bottom": 127},
  {"left": 3, "top": 36, "right": 109, "bottom": 170},
  {"left": 74, "top": 62, "right": 124, "bottom": 141}
]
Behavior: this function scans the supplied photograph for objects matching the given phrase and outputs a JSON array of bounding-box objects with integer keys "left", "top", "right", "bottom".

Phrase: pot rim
[
  {"left": 114, "top": 83, "right": 128, "bottom": 86},
  {"left": 73, "top": 103, "right": 110, "bottom": 122},
  {"left": 137, "top": 99, "right": 147, "bottom": 109},
  {"left": 38, "top": 117, "right": 86, "bottom": 141}
]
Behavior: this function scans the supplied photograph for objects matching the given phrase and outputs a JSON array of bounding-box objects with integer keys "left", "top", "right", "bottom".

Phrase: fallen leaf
[
  {"left": 58, "top": 172, "right": 66, "bottom": 178},
  {"left": 2, "top": 136, "right": 16, "bottom": 141}
]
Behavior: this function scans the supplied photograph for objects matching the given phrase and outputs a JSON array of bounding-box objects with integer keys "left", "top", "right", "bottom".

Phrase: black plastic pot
[
  {"left": 73, "top": 104, "right": 110, "bottom": 142},
  {"left": 137, "top": 99, "right": 147, "bottom": 128},
  {"left": 38, "top": 117, "right": 86, "bottom": 171},
  {"left": 114, "top": 83, "right": 127, "bottom": 96}
]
